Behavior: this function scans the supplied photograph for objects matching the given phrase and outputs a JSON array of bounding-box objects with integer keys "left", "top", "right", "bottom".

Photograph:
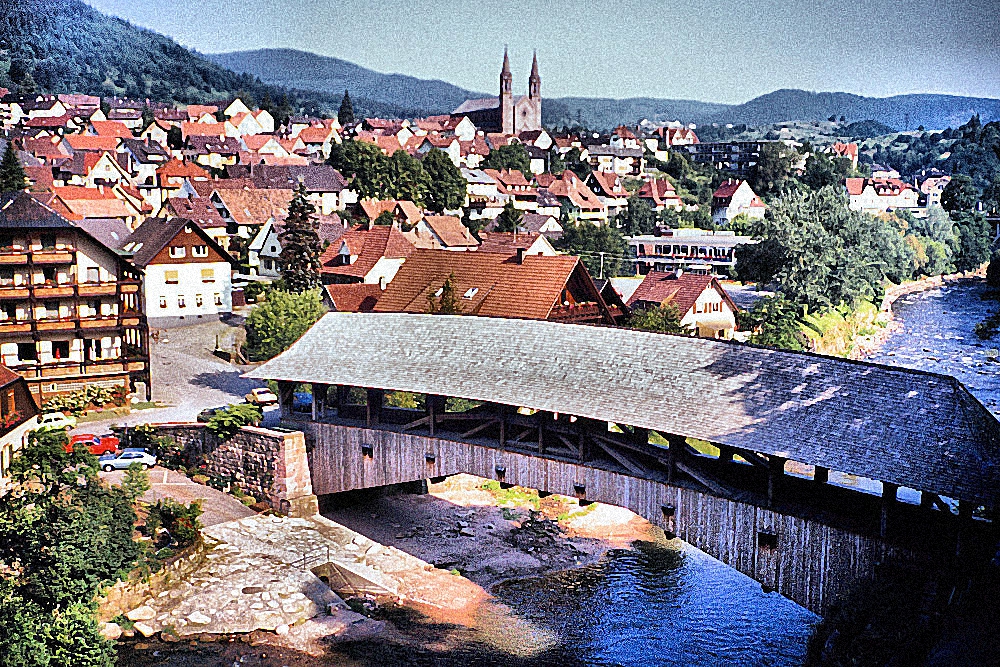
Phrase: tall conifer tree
[
  {"left": 338, "top": 90, "right": 355, "bottom": 127},
  {"left": 279, "top": 183, "right": 322, "bottom": 293},
  {"left": 0, "top": 142, "right": 27, "bottom": 192}
]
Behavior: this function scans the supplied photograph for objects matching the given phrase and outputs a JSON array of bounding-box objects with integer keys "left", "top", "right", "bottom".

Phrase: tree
[
  {"left": 482, "top": 144, "right": 531, "bottom": 178},
  {"left": 494, "top": 201, "right": 523, "bottom": 233},
  {"left": 736, "top": 187, "right": 912, "bottom": 310},
  {"left": 427, "top": 273, "right": 464, "bottom": 314},
  {"left": 121, "top": 463, "right": 150, "bottom": 504},
  {"left": 373, "top": 210, "right": 395, "bottom": 227},
  {"left": 548, "top": 146, "right": 566, "bottom": 174},
  {"left": 422, "top": 148, "right": 466, "bottom": 212},
  {"left": 327, "top": 139, "right": 388, "bottom": 200},
  {"left": 614, "top": 196, "right": 656, "bottom": 236},
  {"left": 0, "top": 141, "right": 28, "bottom": 192},
  {"left": 748, "top": 143, "right": 794, "bottom": 198},
  {"left": 244, "top": 289, "right": 326, "bottom": 361},
  {"left": 384, "top": 150, "right": 430, "bottom": 205},
  {"left": 338, "top": 90, "right": 355, "bottom": 127},
  {"left": 738, "top": 297, "right": 808, "bottom": 351},
  {"left": 630, "top": 303, "right": 690, "bottom": 335},
  {"left": 555, "top": 221, "right": 629, "bottom": 278},
  {"left": 140, "top": 104, "right": 155, "bottom": 133},
  {"left": 801, "top": 152, "right": 851, "bottom": 191},
  {"left": 950, "top": 211, "right": 992, "bottom": 272},
  {"left": 987, "top": 251, "right": 1000, "bottom": 288},
  {"left": 941, "top": 174, "right": 981, "bottom": 212},
  {"left": 279, "top": 183, "right": 323, "bottom": 292}
]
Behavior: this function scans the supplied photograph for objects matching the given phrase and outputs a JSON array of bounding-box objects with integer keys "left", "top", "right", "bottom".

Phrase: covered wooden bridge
[{"left": 248, "top": 313, "right": 1000, "bottom": 614}]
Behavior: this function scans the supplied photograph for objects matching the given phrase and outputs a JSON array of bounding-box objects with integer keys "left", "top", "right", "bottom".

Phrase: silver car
[{"left": 99, "top": 449, "right": 157, "bottom": 471}]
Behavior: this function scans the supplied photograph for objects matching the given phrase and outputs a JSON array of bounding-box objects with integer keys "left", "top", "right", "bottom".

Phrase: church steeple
[
  {"left": 500, "top": 47, "right": 512, "bottom": 96},
  {"left": 529, "top": 50, "right": 540, "bottom": 99}
]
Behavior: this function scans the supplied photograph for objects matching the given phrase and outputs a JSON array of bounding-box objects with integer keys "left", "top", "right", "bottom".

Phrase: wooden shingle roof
[{"left": 249, "top": 313, "right": 1000, "bottom": 506}]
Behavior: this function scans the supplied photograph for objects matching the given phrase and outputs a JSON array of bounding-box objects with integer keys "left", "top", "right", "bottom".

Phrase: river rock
[
  {"left": 133, "top": 622, "right": 157, "bottom": 638},
  {"left": 126, "top": 606, "right": 156, "bottom": 622},
  {"left": 187, "top": 611, "right": 212, "bottom": 625},
  {"left": 99, "top": 622, "right": 122, "bottom": 641},
  {"left": 459, "top": 528, "right": 475, "bottom": 537}
]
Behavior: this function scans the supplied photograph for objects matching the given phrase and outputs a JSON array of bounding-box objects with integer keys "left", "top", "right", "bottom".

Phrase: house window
[
  {"left": 17, "top": 343, "right": 37, "bottom": 362},
  {"left": 42, "top": 267, "right": 56, "bottom": 284},
  {"left": 201, "top": 268, "right": 215, "bottom": 283},
  {"left": 86, "top": 267, "right": 100, "bottom": 283},
  {"left": 40, "top": 233, "right": 56, "bottom": 250},
  {"left": 177, "top": 296, "right": 186, "bottom": 308},
  {"left": 168, "top": 246, "right": 186, "bottom": 258},
  {"left": 192, "top": 245, "right": 209, "bottom": 258},
  {"left": 159, "top": 296, "right": 167, "bottom": 309},
  {"left": 0, "top": 268, "right": 13, "bottom": 285},
  {"left": 195, "top": 294, "right": 204, "bottom": 307},
  {"left": 52, "top": 341, "right": 70, "bottom": 360},
  {"left": 44, "top": 301, "right": 61, "bottom": 319},
  {"left": 214, "top": 293, "right": 222, "bottom": 306},
  {"left": 164, "top": 270, "right": 179, "bottom": 285},
  {"left": 0, "top": 303, "right": 14, "bottom": 320}
]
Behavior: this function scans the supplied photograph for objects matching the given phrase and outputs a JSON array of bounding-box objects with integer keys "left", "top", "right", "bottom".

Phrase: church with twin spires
[{"left": 452, "top": 49, "right": 542, "bottom": 134}]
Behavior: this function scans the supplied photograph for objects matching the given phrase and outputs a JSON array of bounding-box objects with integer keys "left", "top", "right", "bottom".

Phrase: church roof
[{"left": 453, "top": 98, "right": 500, "bottom": 114}]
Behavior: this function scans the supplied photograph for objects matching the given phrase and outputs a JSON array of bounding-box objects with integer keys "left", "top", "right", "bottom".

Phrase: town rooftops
[
  {"left": 165, "top": 197, "right": 227, "bottom": 229},
  {"left": 247, "top": 312, "right": 1000, "bottom": 506},
  {"left": 422, "top": 215, "right": 479, "bottom": 249},
  {"left": 324, "top": 283, "right": 383, "bottom": 312},
  {"left": 319, "top": 225, "right": 415, "bottom": 280}
]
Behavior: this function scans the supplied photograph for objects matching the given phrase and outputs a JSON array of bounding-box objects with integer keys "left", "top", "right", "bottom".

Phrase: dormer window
[
  {"left": 169, "top": 246, "right": 186, "bottom": 258},
  {"left": 192, "top": 245, "right": 209, "bottom": 258},
  {"left": 463, "top": 288, "right": 479, "bottom": 299}
]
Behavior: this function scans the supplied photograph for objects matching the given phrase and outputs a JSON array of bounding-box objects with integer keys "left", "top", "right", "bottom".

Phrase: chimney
[{"left": 516, "top": 247, "right": 526, "bottom": 264}]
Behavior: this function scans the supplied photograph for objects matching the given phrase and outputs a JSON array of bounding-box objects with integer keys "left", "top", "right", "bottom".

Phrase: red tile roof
[
  {"left": 90, "top": 120, "right": 133, "bottom": 139},
  {"left": 589, "top": 170, "right": 629, "bottom": 198},
  {"left": 476, "top": 231, "right": 542, "bottom": 255},
  {"left": 324, "top": 283, "right": 383, "bottom": 312},
  {"left": 637, "top": 178, "right": 681, "bottom": 207},
  {"left": 64, "top": 135, "right": 119, "bottom": 152},
  {"left": 374, "top": 249, "right": 596, "bottom": 320},
  {"left": 422, "top": 215, "right": 478, "bottom": 248},
  {"left": 165, "top": 196, "right": 227, "bottom": 229},
  {"left": 713, "top": 179, "right": 744, "bottom": 199},
  {"left": 627, "top": 271, "right": 736, "bottom": 315},
  {"left": 319, "top": 225, "right": 415, "bottom": 280},
  {"left": 157, "top": 158, "right": 210, "bottom": 181}
]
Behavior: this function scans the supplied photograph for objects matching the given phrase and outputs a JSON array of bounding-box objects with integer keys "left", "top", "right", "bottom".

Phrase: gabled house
[
  {"left": 47, "top": 185, "right": 143, "bottom": 229},
  {"left": 626, "top": 270, "right": 738, "bottom": 339},
  {"left": 319, "top": 225, "right": 415, "bottom": 285},
  {"left": 163, "top": 197, "right": 229, "bottom": 247},
  {"left": 476, "top": 231, "right": 557, "bottom": 256},
  {"left": 826, "top": 142, "right": 859, "bottom": 169},
  {"left": 586, "top": 170, "right": 630, "bottom": 216},
  {"left": 637, "top": 178, "right": 683, "bottom": 211},
  {"left": 374, "top": 249, "right": 615, "bottom": 324},
  {"left": 542, "top": 170, "right": 607, "bottom": 223},
  {"left": 251, "top": 165, "right": 353, "bottom": 214},
  {"left": 154, "top": 159, "right": 211, "bottom": 210},
  {"left": 846, "top": 177, "right": 920, "bottom": 214},
  {"left": 357, "top": 199, "right": 423, "bottom": 230},
  {"left": 247, "top": 217, "right": 346, "bottom": 279},
  {"left": 711, "top": 179, "right": 766, "bottom": 226},
  {"left": 210, "top": 188, "right": 293, "bottom": 238},
  {"left": 185, "top": 136, "right": 241, "bottom": 170},
  {"left": 122, "top": 217, "right": 237, "bottom": 326},
  {"left": 520, "top": 212, "right": 563, "bottom": 239},
  {"left": 0, "top": 365, "right": 40, "bottom": 495},
  {"left": 406, "top": 215, "right": 479, "bottom": 251}
]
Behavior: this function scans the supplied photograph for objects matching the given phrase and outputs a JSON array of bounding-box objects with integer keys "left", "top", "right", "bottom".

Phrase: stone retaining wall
[
  {"left": 98, "top": 542, "right": 208, "bottom": 623},
  {"left": 139, "top": 423, "right": 316, "bottom": 516}
]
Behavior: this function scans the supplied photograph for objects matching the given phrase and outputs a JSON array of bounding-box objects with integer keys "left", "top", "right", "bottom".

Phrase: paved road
[
  {"left": 72, "top": 318, "right": 276, "bottom": 435},
  {"left": 100, "top": 466, "right": 255, "bottom": 527}
]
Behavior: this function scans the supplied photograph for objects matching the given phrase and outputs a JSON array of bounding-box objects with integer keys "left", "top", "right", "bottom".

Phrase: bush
[
  {"left": 205, "top": 403, "right": 263, "bottom": 440},
  {"left": 146, "top": 499, "right": 202, "bottom": 548},
  {"left": 244, "top": 289, "right": 326, "bottom": 361},
  {"left": 987, "top": 251, "right": 1000, "bottom": 288},
  {"left": 41, "top": 385, "right": 117, "bottom": 416}
]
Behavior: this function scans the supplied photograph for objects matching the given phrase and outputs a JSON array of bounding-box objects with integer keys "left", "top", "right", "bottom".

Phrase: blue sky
[{"left": 86, "top": 0, "right": 1000, "bottom": 103}]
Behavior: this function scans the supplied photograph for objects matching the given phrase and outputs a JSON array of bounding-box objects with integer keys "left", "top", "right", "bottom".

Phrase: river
[{"left": 867, "top": 281, "right": 1000, "bottom": 417}]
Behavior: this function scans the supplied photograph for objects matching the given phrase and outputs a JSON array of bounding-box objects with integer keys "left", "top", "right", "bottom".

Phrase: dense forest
[{"left": 0, "top": 0, "right": 422, "bottom": 119}]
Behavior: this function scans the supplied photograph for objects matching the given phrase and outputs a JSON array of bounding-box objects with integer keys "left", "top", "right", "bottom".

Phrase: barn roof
[{"left": 248, "top": 313, "right": 1000, "bottom": 506}]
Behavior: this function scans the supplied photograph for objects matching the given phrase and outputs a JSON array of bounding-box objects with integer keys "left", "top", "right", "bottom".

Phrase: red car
[{"left": 67, "top": 433, "right": 120, "bottom": 456}]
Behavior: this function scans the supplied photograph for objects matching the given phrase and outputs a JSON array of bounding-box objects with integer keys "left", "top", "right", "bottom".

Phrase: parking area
[{"left": 99, "top": 466, "right": 255, "bottom": 527}]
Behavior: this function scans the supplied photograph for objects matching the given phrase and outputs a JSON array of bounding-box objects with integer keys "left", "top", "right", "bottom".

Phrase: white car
[
  {"left": 99, "top": 449, "right": 157, "bottom": 471},
  {"left": 36, "top": 411, "right": 78, "bottom": 433}
]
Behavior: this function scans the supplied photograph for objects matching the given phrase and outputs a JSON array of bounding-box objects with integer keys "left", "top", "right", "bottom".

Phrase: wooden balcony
[
  {"left": 77, "top": 284, "right": 117, "bottom": 297},
  {"left": 0, "top": 280, "right": 142, "bottom": 300},
  {"left": 11, "top": 356, "right": 147, "bottom": 380},
  {"left": 32, "top": 251, "right": 75, "bottom": 264},
  {"left": 0, "top": 321, "right": 31, "bottom": 334},
  {"left": 0, "top": 314, "right": 144, "bottom": 338},
  {"left": 34, "top": 285, "right": 75, "bottom": 298},
  {"left": 0, "top": 286, "right": 30, "bottom": 299},
  {"left": 0, "top": 253, "right": 28, "bottom": 265}
]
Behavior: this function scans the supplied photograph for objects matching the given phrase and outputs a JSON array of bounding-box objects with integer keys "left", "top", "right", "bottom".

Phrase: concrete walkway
[{"left": 100, "top": 466, "right": 255, "bottom": 527}]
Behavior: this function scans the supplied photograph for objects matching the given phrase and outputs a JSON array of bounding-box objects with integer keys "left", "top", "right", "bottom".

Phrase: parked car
[
  {"left": 245, "top": 387, "right": 278, "bottom": 406},
  {"left": 68, "top": 433, "right": 120, "bottom": 456},
  {"left": 98, "top": 449, "right": 157, "bottom": 471},
  {"left": 197, "top": 406, "right": 227, "bottom": 423},
  {"left": 36, "top": 412, "right": 77, "bottom": 433}
]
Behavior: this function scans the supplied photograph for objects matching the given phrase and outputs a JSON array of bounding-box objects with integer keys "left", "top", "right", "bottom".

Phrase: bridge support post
[
  {"left": 366, "top": 388, "right": 384, "bottom": 427},
  {"left": 633, "top": 427, "right": 649, "bottom": 448},
  {"left": 814, "top": 465, "right": 829, "bottom": 485},
  {"left": 336, "top": 385, "right": 351, "bottom": 415},
  {"left": 666, "top": 434, "right": 685, "bottom": 484},
  {"left": 537, "top": 411, "right": 546, "bottom": 454},
  {"left": 717, "top": 444, "right": 734, "bottom": 462},
  {"left": 768, "top": 456, "right": 786, "bottom": 508},
  {"left": 277, "top": 380, "right": 294, "bottom": 417},
  {"left": 312, "top": 383, "right": 328, "bottom": 421},
  {"left": 426, "top": 395, "right": 445, "bottom": 436},
  {"left": 880, "top": 482, "right": 899, "bottom": 538}
]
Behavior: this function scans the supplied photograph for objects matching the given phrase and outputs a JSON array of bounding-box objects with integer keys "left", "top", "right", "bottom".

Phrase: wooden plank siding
[{"left": 304, "top": 421, "right": 909, "bottom": 615}]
